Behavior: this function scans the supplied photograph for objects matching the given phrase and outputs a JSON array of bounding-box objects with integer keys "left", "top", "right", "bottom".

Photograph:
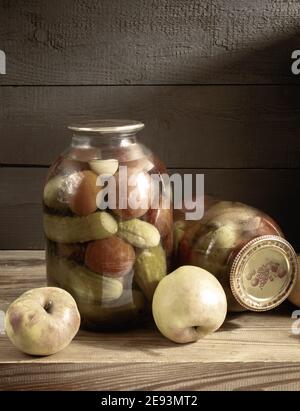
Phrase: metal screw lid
[
  {"left": 68, "top": 119, "right": 145, "bottom": 134},
  {"left": 230, "top": 235, "right": 298, "bottom": 311}
]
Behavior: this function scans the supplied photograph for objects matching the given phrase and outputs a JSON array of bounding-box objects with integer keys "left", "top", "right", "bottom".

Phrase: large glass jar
[
  {"left": 43, "top": 120, "right": 173, "bottom": 330},
  {"left": 174, "top": 198, "right": 298, "bottom": 312}
]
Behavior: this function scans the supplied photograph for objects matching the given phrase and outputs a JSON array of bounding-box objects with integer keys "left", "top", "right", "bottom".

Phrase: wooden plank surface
[
  {"left": 1, "top": 85, "right": 300, "bottom": 167},
  {"left": 0, "top": 167, "right": 299, "bottom": 251},
  {"left": 0, "top": 0, "right": 300, "bottom": 85},
  {"left": 3, "top": 362, "right": 300, "bottom": 391},
  {"left": 1, "top": 251, "right": 300, "bottom": 391}
]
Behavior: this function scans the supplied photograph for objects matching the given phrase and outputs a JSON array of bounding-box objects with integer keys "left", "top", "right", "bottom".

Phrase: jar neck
[{"left": 71, "top": 132, "right": 138, "bottom": 149}]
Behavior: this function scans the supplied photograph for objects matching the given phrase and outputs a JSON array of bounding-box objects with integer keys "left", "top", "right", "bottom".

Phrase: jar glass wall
[
  {"left": 174, "top": 198, "right": 297, "bottom": 312},
  {"left": 43, "top": 120, "right": 173, "bottom": 330}
]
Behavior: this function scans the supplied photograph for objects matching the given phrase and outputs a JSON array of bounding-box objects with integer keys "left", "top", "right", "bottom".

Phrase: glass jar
[
  {"left": 174, "top": 198, "right": 298, "bottom": 312},
  {"left": 43, "top": 120, "right": 173, "bottom": 330}
]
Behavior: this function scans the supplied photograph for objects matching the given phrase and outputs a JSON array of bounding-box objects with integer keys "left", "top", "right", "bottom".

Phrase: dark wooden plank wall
[
  {"left": 1, "top": 0, "right": 300, "bottom": 85},
  {"left": 0, "top": 0, "right": 299, "bottom": 250},
  {"left": 1, "top": 86, "right": 300, "bottom": 167}
]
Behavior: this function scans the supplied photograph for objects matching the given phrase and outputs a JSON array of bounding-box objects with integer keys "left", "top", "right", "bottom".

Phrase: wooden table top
[{"left": 1, "top": 250, "right": 300, "bottom": 391}]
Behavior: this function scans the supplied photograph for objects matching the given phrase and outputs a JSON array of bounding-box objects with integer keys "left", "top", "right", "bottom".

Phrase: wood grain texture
[
  {"left": 1, "top": 251, "right": 300, "bottom": 391},
  {"left": 0, "top": 0, "right": 300, "bottom": 85},
  {"left": 0, "top": 167, "right": 299, "bottom": 251},
  {"left": 0, "top": 250, "right": 45, "bottom": 309},
  {"left": 3, "top": 362, "right": 300, "bottom": 391},
  {"left": 1, "top": 85, "right": 300, "bottom": 167}
]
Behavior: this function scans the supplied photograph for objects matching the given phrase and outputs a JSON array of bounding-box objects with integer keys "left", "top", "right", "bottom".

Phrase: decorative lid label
[{"left": 243, "top": 248, "right": 289, "bottom": 300}]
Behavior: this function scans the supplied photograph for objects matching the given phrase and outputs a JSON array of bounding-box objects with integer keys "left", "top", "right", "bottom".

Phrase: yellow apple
[
  {"left": 152, "top": 265, "right": 227, "bottom": 343},
  {"left": 5, "top": 287, "right": 80, "bottom": 356}
]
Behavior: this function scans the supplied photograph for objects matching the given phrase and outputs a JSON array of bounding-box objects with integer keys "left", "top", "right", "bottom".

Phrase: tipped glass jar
[
  {"left": 43, "top": 120, "right": 173, "bottom": 330},
  {"left": 174, "top": 198, "right": 298, "bottom": 312}
]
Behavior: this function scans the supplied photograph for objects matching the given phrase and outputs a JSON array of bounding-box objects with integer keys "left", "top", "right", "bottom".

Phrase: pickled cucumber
[
  {"left": 47, "top": 255, "right": 123, "bottom": 303},
  {"left": 134, "top": 245, "right": 167, "bottom": 301},
  {"left": 43, "top": 211, "right": 118, "bottom": 243},
  {"left": 76, "top": 289, "right": 147, "bottom": 326},
  {"left": 118, "top": 219, "right": 160, "bottom": 248},
  {"left": 173, "top": 220, "right": 187, "bottom": 255},
  {"left": 43, "top": 173, "right": 82, "bottom": 211},
  {"left": 193, "top": 226, "right": 239, "bottom": 265}
]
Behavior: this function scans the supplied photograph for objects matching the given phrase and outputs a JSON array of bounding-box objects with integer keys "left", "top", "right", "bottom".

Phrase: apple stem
[{"left": 44, "top": 300, "right": 53, "bottom": 314}]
